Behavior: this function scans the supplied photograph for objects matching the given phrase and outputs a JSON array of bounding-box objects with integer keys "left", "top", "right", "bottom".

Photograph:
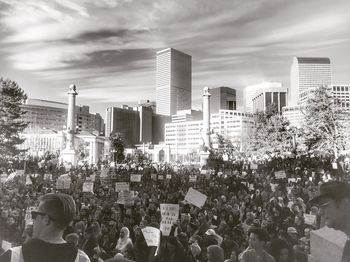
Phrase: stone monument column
[
  {"left": 60, "top": 84, "right": 78, "bottom": 165},
  {"left": 200, "top": 87, "right": 211, "bottom": 167}
]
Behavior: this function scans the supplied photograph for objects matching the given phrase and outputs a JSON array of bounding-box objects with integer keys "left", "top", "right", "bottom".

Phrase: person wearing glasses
[
  {"left": 0, "top": 193, "right": 90, "bottom": 262},
  {"left": 309, "top": 181, "right": 350, "bottom": 262}
]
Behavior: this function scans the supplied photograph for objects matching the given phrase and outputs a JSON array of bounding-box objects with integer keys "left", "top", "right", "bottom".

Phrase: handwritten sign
[
  {"left": 160, "top": 204, "right": 179, "bottom": 236},
  {"left": 151, "top": 173, "right": 157, "bottom": 180},
  {"left": 185, "top": 187, "right": 207, "bottom": 208},
  {"left": 115, "top": 182, "right": 130, "bottom": 192},
  {"left": 166, "top": 174, "right": 172, "bottom": 179},
  {"left": 332, "top": 162, "right": 337, "bottom": 169},
  {"left": 141, "top": 226, "right": 161, "bottom": 247},
  {"left": 274, "top": 170, "right": 286, "bottom": 179},
  {"left": 90, "top": 174, "right": 96, "bottom": 182},
  {"left": 304, "top": 214, "right": 316, "bottom": 225},
  {"left": 101, "top": 167, "right": 109, "bottom": 177},
  {"left": 158, "top": 175, "right": 164, "bottom": 180},
  {"left": 130, "top": 174, "right": 142, "bottom": 182},
  {"left": 250, "top": 163, "right": 258, "bottom": 170},
  {"left": 1, "top": 240, "right": 12, "bottom": 252},
  {"left": 83, "top": 182, "right": 94, "bottom": 193}
]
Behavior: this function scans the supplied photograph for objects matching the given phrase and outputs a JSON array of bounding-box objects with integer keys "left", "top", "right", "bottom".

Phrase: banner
[
  {"left": 1, "top": 240, "right": 12, "bottom": 252},
  {"left": 130, "top": 174, "right": 142, "bottom": 182},
  {"left": 117, "top": 191, "right": 134, "bottom": 206},
  {"left": 160, "top": 204, "right": 179, "bottom": 236},
  {"left": 141, "top": 226, "right": 161, "bottom": 247},
  {"left": 304, "top": 214, "right": 316, "bottom": 225},
  {"left": 189, "top": 175, "right": 197, "bottom": 183},
  {"left": 274, "top": 170, "right": 286, "bottom": 179},
  {"left": 25, "top": 206, "right": 37, "bottom": 226},
  {"left": 185, "top": 187, "right": 207, "bottom": 208},
  {"left": 83, "top": 182, "right": 94, "bottom": 193},
  {"left": 115, "top": 182, "right": 130, "bottom": 192}
]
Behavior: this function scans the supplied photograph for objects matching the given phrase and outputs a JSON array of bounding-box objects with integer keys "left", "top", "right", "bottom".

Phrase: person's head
[
  {"left": 120, "top": 227, "right": 130, "bottom": 239},
  {"left": 32, "top": 193, "right": 76, "bottom": 239},
  {"left": 65, "top": 233, "right": 79, "bottom": 247},
  {"left": 248, "top": 228, "right": 268, "bottom": 250},
  {"left": 310, "top": 181, "right": 350, "bottom": 231},
  {"left": 207, "top": 245, "right": 224, "bottom": 262},
  {"left": 229, "top": 250, "right": 238, "bottom": 262}
]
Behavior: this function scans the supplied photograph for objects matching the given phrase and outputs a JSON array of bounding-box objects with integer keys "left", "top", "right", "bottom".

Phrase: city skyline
[{"left": 0, "top": 0, "right": 349, "bottom": 116}]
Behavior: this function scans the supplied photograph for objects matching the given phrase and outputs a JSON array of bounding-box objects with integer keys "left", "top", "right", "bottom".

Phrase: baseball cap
[{"left": 309, "top": 181, "right": 350, "bottom": 206}]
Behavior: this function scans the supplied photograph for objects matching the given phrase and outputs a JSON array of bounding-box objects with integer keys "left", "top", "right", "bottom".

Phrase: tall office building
[
  {"left": 210, "top": 87, "right": 236, "bottom": 114},
  {"left": 156, "top": 48, "right": 192, "bottom": 116},
  {"left": 244, "top": 82, "right": 285, "bottom": 113},
  {"left": 289, "top": 57, "right": 331, "bottom": 106}
]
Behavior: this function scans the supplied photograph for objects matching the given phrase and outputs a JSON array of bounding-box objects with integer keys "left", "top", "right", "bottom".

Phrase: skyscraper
[
  {"left": 156, "top": 48, "right": 192, "bottom": 116},
  {"left": 289, "top": 57, "right": 331, "bottom": 105},
  {"left": 210, "top": 86, "right": 236, "bottom": 114}
]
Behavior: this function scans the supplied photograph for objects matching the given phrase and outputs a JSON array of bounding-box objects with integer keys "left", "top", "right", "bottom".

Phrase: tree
[
  {"left": 302, "top": 86, "right": 349, "bottom": 159},
  {"left": 246, "top": 104, "right": 292, "bottom": 157},
  {"left": 110, "top": 133, "right": 125, "bottom": 163},
  {"left": 0, "top": 78, "right": 28, "bottom": 164}
]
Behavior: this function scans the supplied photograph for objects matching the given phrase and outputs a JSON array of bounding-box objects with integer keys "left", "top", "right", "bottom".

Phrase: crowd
[{"left": 0, "top": 154, "right": 349, "bottom": 262}]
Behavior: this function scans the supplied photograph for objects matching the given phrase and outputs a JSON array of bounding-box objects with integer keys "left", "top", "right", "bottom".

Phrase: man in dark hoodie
[{"left": 0, "top": 193, "right": 89, "bottom": 262}]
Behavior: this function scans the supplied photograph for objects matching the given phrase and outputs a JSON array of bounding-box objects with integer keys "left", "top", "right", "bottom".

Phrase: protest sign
[
  {"left": 288, "top": 178, "right": 296, "bottom": 183},
  {"left": 249, "top": 183, "right": 255, "bottom": 190},
  {"left": 83, "top": 182, "right": 94, "bottom": 193},
  {"left": 1, "top": 240, "right": 12, "bottom": 252},
  {"left": 270, "top": 183, "right": 278, "bottom": 192},
  {"left": 25, "top": 206, "right": 37, "bottom": 226},
  {"left": 158, "top": 175, "right": 164, "bottom": 180},
  {"left": 189, "top": 174, "right": 197, "bottom": 183},
  {"left": 101, "top": 167, "right": 109, "bottom": 177},
  {"left": 25, "top": 175, "right": 32, "bottom": 185},
  {"left": 117, "top": 191, "right": 134, "bottom": 206},
  {"left": 151, "top": 173, "right": 157, "bottom": 180},
  {"left": 332, "top": 162, "right": 338, "bottom": 169},
  {"left": 160, "top": 204, "right": 179, "bottom": 236},
  {"left": 274, "top": 170, "right": 286, "bottom": 179},
  {"left": 63, "top": 177, "right": 71, "bottom": 189},
  {"left": 90, "top": 174, "right": 96, "bottom": 182},
  {"left": 16, "top": 170, "right": 25, "bottom": 176},
  {"left": 250, "top": 163, "right": 258, "bottom": 170},
  {"left": 200, "top": 169, "right": 207, "bottom": 175},
  {"left": 115, "top": 182, "right": 130, "bottom": 192},
  {"left": 141, "top": 226, "right": 161, "bottom": 247},
  {"left": 130, "top": 174, "right": 142, "bottom": 182},
  {"left": 185, "top": 187, "right": 207, "bottom": 208},
  {"left": 166, "top": 174, "right": 172, "bottom": 179},
  {"left": 223, "top": 154, "right": 229, "bottom": 161},
  {"left": 44, "top": 174, "right": 52, "bottom": 181},
  {"left": 304, "top": 214, "right": 316, "bottom": 225},
  {"left": 0, "top": 174, "right": 7, "bottom": 183}
]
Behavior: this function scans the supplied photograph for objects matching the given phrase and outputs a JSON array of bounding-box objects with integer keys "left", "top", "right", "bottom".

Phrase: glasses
[{"left": 31, "top": 211, "right": 55, "bottom": 221}]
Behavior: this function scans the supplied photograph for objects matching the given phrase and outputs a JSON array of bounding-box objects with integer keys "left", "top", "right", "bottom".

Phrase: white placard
[
  {"left": 274, "top": 170, "right": 286, "bottom": 179},
  {"left": 160, "top": 204, "right": 179, "bottom": 236},
  {"left": 130, "top": 174, "right": 142, "bottom": 182},
  {"left": 223, "top": 154, "right": 229, "bottom": 161},
  {"left": 115, "top": 182, "right": 130, "bottom": 192},
  {"left": 151, "top": 173, "right": 157, "bottom": 180},
  {"left": 166, "top": 174, "right": 172, "bottom": 179},
  {"left": 185, "top": 187, "right": 207, "bottom": 208},
  {"left": 0, "top": 174, "right": 7, "bottom": 183},
  {"left": 250, "top": 163, "right": 258, "bottom": 170},
  {"left": 90, "top": 174, "right": 96, "bottom": 182},
  {"left": 25, "top": 175, "right": 32, "bottom": 185},
  {"left": 101, "top": 167, "right": 109, "bottom": 177},
  {"left": 1, "top": 240, "right": 12, "bottom": 252},
  {"left": 332, "top": 162, "right": 337, "bottom": 169},
  {"left": 270, "top": 183, "right": 278, "bottom": 192},
  {"left": 83, "top": 182, "right": 94, "bottom": 193},
  {"left": 304, "top": 214, "right": 316, "bottom": 225},
  {"left": 288, "top": 178, "right": 296, "bottom": 183},
  {"left": 158, "top": 175, "right": 163, "bottom": 180},
  {"left": 16, "top": 170, "right": 25, "bottom": 176},
  {"left": 44, "top": 174, "right": 52, "bottom": 181},
  {"left": 141, "top": 226, "right": 161, "bottom": 247}
]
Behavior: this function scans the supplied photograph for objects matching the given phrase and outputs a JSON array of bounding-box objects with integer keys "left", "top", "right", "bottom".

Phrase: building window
[{"left": 265, "top": 92, "right": 272, "bottom": 107}]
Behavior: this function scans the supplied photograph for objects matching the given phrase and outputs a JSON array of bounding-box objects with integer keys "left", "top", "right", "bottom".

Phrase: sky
[{"left": 0, "top": 0, "right": 349, "bottom": 116}]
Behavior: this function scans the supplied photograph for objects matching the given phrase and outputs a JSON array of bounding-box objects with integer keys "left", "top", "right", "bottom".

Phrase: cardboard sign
[
  {"left": 1, "top": 240, "right": 12, "bottom": 252},
  {"left": 189, "top": 175, "right": 197, "bottom": 183},
  {"left": 304, "top": 214, "right": 316, "bottom": 225},
  {"left": 117, "top": 191, "right": 134, "bottom": 205},
  {"left": 274, "top": 170, "right": 286, "bottom": 179},
  {"left": 115, "top": 182, "right": 130, "bottom": 192},
  {"left": 151, "top": 173, "right": 157, "bottom": 180},
  {"left": 83, "top": 182, "right": 94, "bottom": 193},
  {"left": 25, "top": 206, "right": 37, "bottom": 226},
  {"left": 185, "top": 187, "right": 207, "bottom": 208},
  {"left": 130, "top": 174, "right": 142, "bottom": 182},
  {"left": 44, "top": 174, "right": 52, "bottom": 181},
  {"left": 141, "top": 226, "right": 161, "bottom": 247},
  {"left": 158, "top": 175, "right": 164, "bottom": 180},
  {"left": 166, "top": 174, "right": 172, "bottom": 179},
  {"left": 160, "top": 204, "right": 179, "bottom": 236}
]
